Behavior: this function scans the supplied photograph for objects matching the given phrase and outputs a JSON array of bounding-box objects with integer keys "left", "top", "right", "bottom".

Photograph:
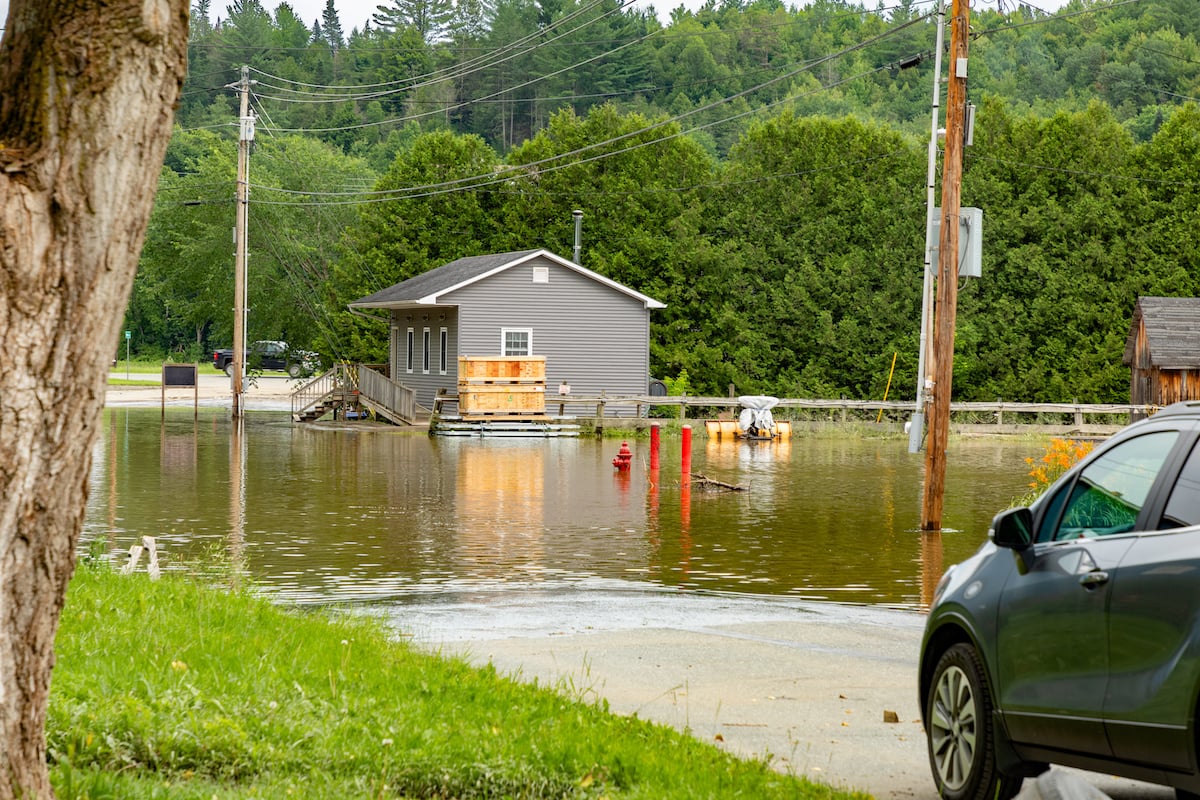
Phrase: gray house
[{"left": 348, "top": 249, "right": 665, "bottom": 413}]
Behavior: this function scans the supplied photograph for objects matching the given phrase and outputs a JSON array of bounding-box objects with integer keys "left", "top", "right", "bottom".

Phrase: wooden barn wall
[{"left": 1137, "top": 368, "right": 1200, "bottom": 407}]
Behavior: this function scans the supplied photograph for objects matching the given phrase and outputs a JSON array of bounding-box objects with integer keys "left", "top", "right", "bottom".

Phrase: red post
[
  {"left": 681, "top": 424, "right": 693, "bottom": 543},
  {"left": 650, "top": 423, "right": 660, "bottom": 470},
  {"left": 681, "top": 424, "right": 692, "bottom": 476}
]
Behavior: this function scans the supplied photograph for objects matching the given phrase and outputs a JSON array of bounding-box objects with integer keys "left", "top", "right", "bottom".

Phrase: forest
[{"left": 131, "top": 0, "right": 1200, "bottom": 403}]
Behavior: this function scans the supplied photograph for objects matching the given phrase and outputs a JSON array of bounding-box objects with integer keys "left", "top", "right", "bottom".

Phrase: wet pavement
[{"left": 405, "top": 597, "right": 1175, "bottom": 800}]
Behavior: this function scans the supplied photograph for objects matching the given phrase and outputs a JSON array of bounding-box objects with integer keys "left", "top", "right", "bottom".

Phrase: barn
[{"left": 1123, "top": 296, "right": 1200, "bottom": 407}]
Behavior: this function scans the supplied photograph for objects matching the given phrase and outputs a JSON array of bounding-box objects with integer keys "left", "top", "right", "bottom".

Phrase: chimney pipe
[{"left": 572, "top": 210, "right": 583, "bottom": 264}]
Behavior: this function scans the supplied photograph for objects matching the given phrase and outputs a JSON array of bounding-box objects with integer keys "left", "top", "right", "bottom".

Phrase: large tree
[{"left": 0, "top": 0, "right": 188, "bottom": 796}]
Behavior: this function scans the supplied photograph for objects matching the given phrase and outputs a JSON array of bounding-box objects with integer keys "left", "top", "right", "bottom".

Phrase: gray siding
[
  {"left": 445, "top": 255, "right": 650, "bottom": 416},
  {"left": 390, "top": 307, "right": 459, "bottom": 409}
]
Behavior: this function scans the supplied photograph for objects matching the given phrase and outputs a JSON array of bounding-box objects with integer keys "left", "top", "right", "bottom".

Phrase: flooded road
[{"left": 86, "top": 408, "right": 1038, "bottom": 639}]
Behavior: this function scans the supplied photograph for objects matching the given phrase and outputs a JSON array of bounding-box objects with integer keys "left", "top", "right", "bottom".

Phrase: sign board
[
  {"left": 162, "top": 364, "right": 198, "bottom": 387},
  {"left": 161, "top": 363, "right": 199, "bottom": 419}
]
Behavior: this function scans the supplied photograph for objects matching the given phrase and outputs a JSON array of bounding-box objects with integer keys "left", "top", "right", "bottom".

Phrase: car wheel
[
  {"left": 926, "top": 643, "right": 1022, "bottom": 800},
  {"left": 288, "top": 363, "right": 302, "bottom": 378},
  {"left": 223, "top": 362, "right": 235, "bottom": 377}
]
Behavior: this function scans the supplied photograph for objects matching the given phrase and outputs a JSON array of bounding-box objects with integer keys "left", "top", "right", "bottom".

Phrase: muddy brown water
[{"left": 85, "top": 408, "right": 1038, "bottom": 637}]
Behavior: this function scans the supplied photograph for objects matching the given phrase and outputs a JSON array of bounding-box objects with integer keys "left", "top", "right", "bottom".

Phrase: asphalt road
[
  {"left": 441, "top": 607, "right": 1177, "bottom": 800},
  {"left": 106, "top": 372, "right": 296, "bottom": 410}
]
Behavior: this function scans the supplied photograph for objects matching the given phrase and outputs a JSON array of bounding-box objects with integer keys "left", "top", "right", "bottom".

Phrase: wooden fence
[{"left": 541, "top": 394, "right": 1152, "bottom": 431}]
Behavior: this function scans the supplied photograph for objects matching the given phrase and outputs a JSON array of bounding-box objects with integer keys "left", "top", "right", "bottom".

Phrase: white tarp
[{"left": 737, "top": 395, "right": 779, "bottom": 435}]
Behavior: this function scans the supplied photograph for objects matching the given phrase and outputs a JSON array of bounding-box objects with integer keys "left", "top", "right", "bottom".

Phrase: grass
[
  {"left": 49, "top": 565, "right": 865, "bottom": 800},
  {"left": 110, "top": 358, "right": 224, "bottom": 377}
]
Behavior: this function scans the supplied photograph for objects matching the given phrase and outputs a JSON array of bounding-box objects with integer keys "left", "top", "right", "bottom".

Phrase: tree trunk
[{"left": 0, "top": 1, "right": 187, "bottom": 796}]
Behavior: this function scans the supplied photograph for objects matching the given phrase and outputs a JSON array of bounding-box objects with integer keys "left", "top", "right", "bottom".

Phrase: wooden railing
[
  {"left": 358, "top": 366, "right": 416, "bottom": 424},
  {"left": 542, "top": 394, "right": 1153, "bottom": 429},
  {"left": 291, "top": 364, "right": 350, "bottom": 419}
]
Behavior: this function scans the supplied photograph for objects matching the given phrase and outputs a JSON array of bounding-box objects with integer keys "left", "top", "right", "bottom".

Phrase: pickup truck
[{"left": 212, "top": 340, "right": 317, "bottom": 378}]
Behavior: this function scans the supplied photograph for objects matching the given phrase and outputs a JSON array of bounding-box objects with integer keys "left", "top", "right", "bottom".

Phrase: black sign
[{"left": 162, "top": 364, "right": 198, "bottom": 387}]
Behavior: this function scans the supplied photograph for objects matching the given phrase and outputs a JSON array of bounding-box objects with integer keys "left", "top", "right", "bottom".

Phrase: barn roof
[
  {"left": 349, "top": 248, "right": 665, "bottom": 310},
  {"left": 1124, "top": 296, "right": 1200, "bottom": 368}
]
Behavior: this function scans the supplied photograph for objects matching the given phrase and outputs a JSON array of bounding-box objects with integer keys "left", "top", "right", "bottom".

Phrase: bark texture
[{"left": 0, "top": 1, "right": 187, "bottom": 796}]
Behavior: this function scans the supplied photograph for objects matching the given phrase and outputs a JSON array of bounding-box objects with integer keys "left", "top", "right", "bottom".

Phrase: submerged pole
[{"left": 650, "top": 423, "right": 660, "bottom": 470}]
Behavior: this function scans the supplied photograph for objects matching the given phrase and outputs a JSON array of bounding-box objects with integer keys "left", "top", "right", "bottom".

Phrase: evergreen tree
[
  {"left": 322, "top": 0, "right": 345, "bottom": 51},
  {"left": 373, "top": 0, "right": 455, "bottom": 42}
]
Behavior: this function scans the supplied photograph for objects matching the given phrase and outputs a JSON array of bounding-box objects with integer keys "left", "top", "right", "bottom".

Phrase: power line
[{"left": 247, "top": 13, "right": 932, "bottom": 203}]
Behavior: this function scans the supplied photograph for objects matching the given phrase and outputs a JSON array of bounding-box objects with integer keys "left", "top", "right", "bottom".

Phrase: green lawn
[{"left": 50, "top": 565, "right": 866, "bottom": 800}]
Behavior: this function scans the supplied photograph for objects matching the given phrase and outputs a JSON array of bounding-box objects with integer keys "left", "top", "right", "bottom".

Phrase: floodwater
[{"left": 84, "top": 408, "right": 1037, "bottom": 641}]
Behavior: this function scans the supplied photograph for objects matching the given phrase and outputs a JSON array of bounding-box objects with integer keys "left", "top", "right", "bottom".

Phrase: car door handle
[{"left": 1079, "top": 571, "right": 1110, "bottom": 589}]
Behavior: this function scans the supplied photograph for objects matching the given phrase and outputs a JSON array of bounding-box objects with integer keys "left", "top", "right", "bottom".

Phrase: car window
[
  {"left": 1160, "top": 438, "right": 1200, "bottom": 530},
  {"left": 1044, "top": 431, "right": 1180, "bottom": 541}
]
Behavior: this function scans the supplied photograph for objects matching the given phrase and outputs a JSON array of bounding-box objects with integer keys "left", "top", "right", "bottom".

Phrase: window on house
[
  {"left": 406, "top": 328, "right": 414, "bottom": 373},
  {"left": 502, "top": 328, "right": 532, "bottom": 356},
  {"left": 422, "top": 328, "right": 430, "bottom": 373},
  {"left": 439, "top": 327, "right": 448, "bottom": 374}
]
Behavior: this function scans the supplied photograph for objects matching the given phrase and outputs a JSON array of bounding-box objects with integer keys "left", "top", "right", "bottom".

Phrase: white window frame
[
  {"left": 532, "top": 266, "right": 549, "bottom": 284},
  {"left": 422, "top": 327, "right": 431, "bottom": 374},
  {"left": 405, "top": 328, "right": 414, "bottom": 373},
  {"left": 501, "top": 328, "right": 533, "bottom": 356},
  {"left": 439, "top": 327, "right": 448, "bottom": 375}
]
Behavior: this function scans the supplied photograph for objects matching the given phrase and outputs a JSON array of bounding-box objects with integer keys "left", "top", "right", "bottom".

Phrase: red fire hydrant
[{"left": 612, "top": 440, "right": 633, "bottom": 471}]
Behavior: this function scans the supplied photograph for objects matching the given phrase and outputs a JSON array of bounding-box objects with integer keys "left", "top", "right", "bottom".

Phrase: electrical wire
[{"left": 244, "top": 12, "right": 932, "bottom": 204}]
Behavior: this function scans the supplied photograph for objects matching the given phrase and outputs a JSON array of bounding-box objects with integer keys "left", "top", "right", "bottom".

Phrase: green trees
[
  {"left": 133, "top": 130, "right": 374, "bottom": 360},
  {"left": 126, "top": 0, "right": 1200, "bottom": 403}
]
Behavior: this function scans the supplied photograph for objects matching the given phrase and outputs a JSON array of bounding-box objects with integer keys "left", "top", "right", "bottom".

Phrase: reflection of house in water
[
  {"left": 455, "top": 443, "right": 546, "bottom": 574},
  {"left": 451, "top": 441, "right": 653, "bottom": 579}
]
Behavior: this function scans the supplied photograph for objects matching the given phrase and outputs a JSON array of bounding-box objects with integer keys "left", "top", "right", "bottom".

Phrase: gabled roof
[
  {"left": 349, "top": 248, "right": 666, "bottom": 310},
  {"left": 1124, "top": 296, "right": 1200, "bottom": 368}
]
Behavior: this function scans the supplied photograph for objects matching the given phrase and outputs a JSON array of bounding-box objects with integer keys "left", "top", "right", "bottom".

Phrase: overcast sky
[{"left": 1, "top": 0, "right": 1078, "bottom": 37}]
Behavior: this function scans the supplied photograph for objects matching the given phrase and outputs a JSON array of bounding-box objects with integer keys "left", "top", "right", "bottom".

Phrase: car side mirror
[{"left": 990, "top": 507, "right": 1034, "bottom": 551}]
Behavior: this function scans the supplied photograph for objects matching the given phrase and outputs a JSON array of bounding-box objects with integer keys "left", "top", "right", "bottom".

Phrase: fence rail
[{"left": 543, "top": 394, "right": 1153, "bottom": 429}]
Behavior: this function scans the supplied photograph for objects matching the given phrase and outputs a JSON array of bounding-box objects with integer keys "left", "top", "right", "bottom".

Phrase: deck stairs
[{"left": 292, "top": 364, "right": 417, "bottom": 425}]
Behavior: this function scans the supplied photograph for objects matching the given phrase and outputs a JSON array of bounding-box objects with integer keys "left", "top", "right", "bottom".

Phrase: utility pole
[
  {"left": 232, "top": 65, "right": 254, "bottom": 418},
  {"left": 921, "top": 0, "right": 969, "bottom": 531},
  {"left": 908, "top": 0, "right": 946, "bottom": 454}
]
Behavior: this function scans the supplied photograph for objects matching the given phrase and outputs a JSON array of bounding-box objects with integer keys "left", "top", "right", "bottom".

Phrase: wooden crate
[
  {"left": 459, "top": 356, "right": 545, "bottom": 382},
  {"left": 459, "top": 383, "right": 546, "bottom": 414}
]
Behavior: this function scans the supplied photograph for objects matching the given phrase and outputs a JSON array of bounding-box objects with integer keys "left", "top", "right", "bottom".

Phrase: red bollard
[
  {"left": 650, "top": 423, "right": 660, "bottom": 470},
  {"left": 681, "top": 424, "right": 692, "bottom": 476}
]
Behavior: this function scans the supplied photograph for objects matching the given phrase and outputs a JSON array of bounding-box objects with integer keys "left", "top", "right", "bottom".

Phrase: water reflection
[{"left": 85, "top": 409, "right": 1035, "bottom": 615}]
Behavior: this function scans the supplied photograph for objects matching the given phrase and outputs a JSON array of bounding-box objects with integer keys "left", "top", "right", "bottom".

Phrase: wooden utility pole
[
  {"left": 921, "top": 0, "right": 970, "bottom": 531},
  {"left": 232, "top": 65, "right": 253, "bottom": 418}
]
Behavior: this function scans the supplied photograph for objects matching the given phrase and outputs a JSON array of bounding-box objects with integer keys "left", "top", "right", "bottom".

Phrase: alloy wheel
[{"left": 929, "top": 663, "right": 977, "bottom": 792}]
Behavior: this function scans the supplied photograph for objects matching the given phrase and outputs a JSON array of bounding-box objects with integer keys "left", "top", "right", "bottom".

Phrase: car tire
[
  {"left": 223, "top": 362, "right": 235, "bottom": 377},
  {"left": 926, "top": 643, "right": 1023, "bottom": 800},
  {"left": 288, "top": 363, "right": 302, "bottom": 378}
]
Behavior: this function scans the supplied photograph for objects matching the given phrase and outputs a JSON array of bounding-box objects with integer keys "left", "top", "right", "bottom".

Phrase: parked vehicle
[
  {"left": 920, "top": 401, "right": 1200, "bottom": 800},
  {"left": 212, "top": 340, "right": 316, "bottom": 378}
]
